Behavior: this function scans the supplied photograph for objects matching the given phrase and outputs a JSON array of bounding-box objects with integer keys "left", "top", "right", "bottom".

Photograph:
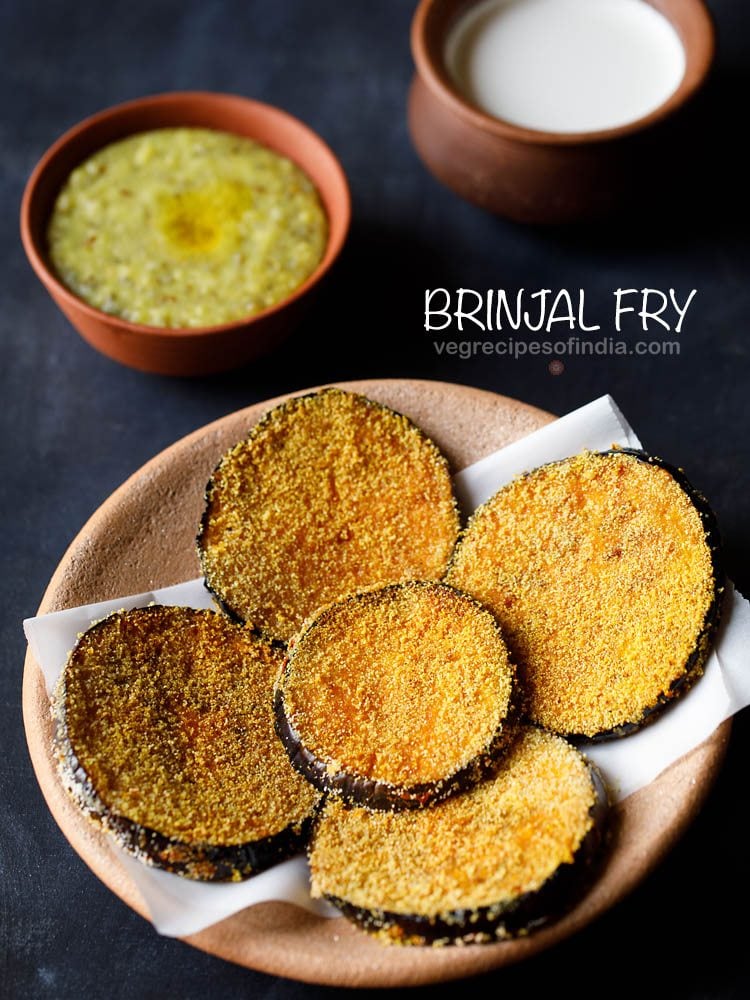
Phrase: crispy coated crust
[
  {"left": 447, "top": 449, "right": 724, "bottom": 741},
  {"left": 196, "top": 388, "right": 460, "bottom": 643},
  {"left": 52, "top": 606, "right": 318, "bottom": 881},
  {"left": 572, "top": 450, "right": 724, "bottom": 741},
  {"left": 275, "top": 581, "right": 518, "bottom": 811},
  {"left": 310, "top": 730, "right": 609, "bottom": 945}
]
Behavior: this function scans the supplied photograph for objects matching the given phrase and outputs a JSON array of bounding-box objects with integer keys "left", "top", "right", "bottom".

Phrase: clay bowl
[
  {"left": 409, "top": 0, "right": 715, "bottom": 224},
  {"left": 20, "top": 91, "right": 350, "bottom": 376}
]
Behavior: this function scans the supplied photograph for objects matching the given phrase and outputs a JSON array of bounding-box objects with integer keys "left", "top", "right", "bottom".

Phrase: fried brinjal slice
[
  {"left": 309, "top": 726, "right": 608, "bottom": 945},
  {"left": 53, "top": 605, "right": 320, "bottom": 880},
  {"left": 447, "top": 449, "right": 723, "bottom": 740},
  {"left": 197, "top": 388, "right": 460, "bottom": 643},
  {"left": 275, "top": 581, "right": 516, "bottom": 810}
]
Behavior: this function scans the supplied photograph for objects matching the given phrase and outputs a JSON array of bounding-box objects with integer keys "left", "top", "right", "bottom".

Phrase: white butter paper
[
  {"left": 24, "top": 394, "right": 750, "bottom": 936},
  {"left": 453, "top": 393, "right": 642, "bottom": 510}
]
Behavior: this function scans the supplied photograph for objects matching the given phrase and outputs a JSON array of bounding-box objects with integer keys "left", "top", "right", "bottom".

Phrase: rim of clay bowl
[
  {"left": 411, "top": 0, "right": 716, "bottom": 147},
  {"left": 20, "top": 90, "right": 351, "bottom": 341}
]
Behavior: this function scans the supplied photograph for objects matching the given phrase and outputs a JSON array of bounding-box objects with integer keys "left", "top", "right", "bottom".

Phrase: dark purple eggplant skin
[
  {"left": 317, "top": 760, "right": 609, "bottom": 946},
  {"left": 52, "top": 610, "right": 313, "bottom": 882},
  {"left": 275, "top": 686, "right": 517, "bottom": 813},
  {"left": 568, "top": 449, "right": 725, "bottom": 744}
]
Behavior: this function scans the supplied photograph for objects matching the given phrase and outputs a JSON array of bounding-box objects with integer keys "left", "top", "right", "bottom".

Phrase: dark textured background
[{"left": 2, "top": 1, "right": 748, "bottom": 996}]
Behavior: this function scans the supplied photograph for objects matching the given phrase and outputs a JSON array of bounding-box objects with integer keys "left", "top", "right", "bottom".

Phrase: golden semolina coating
[
  {"left": 280, "top": 582, "right": 514, "bottom": 788},
  {"left": 309, "top": 727, "right": 598, "bottom": 918},
  {"left": 447, "top": 450, "right": 719, "bottom": 738},
  {"left": 198, "top": 389, "right": 460, "bottom": 643},
  {"left": 57, "top": 606, "right": 318, "bottom": 844}
]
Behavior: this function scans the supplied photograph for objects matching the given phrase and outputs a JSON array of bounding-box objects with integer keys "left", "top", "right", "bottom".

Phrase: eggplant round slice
[
  {"left": 53, "top": 605, "right": 320, "bottom": 881},
  {"left": 275, "top": 581, "right": 516, "bottom": 810},
  {"left": 197, "top": 388, "right": 460, "bottom": 643},
  {"left": 447, "top": 449, "right": 723, "bottom": 740},
  {"left": 309, "top": 726, "right": 608, "bottom": 946}
]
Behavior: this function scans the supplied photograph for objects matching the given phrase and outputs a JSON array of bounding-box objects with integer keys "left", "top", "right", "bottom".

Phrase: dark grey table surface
[{"left": 2, "top": 1, "right": 749, "bottom": 996}]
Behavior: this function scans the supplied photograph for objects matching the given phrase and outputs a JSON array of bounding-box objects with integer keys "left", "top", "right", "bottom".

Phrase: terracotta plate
[{"left": 22, "top": 379, "right": 729, "bottom": 987}]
